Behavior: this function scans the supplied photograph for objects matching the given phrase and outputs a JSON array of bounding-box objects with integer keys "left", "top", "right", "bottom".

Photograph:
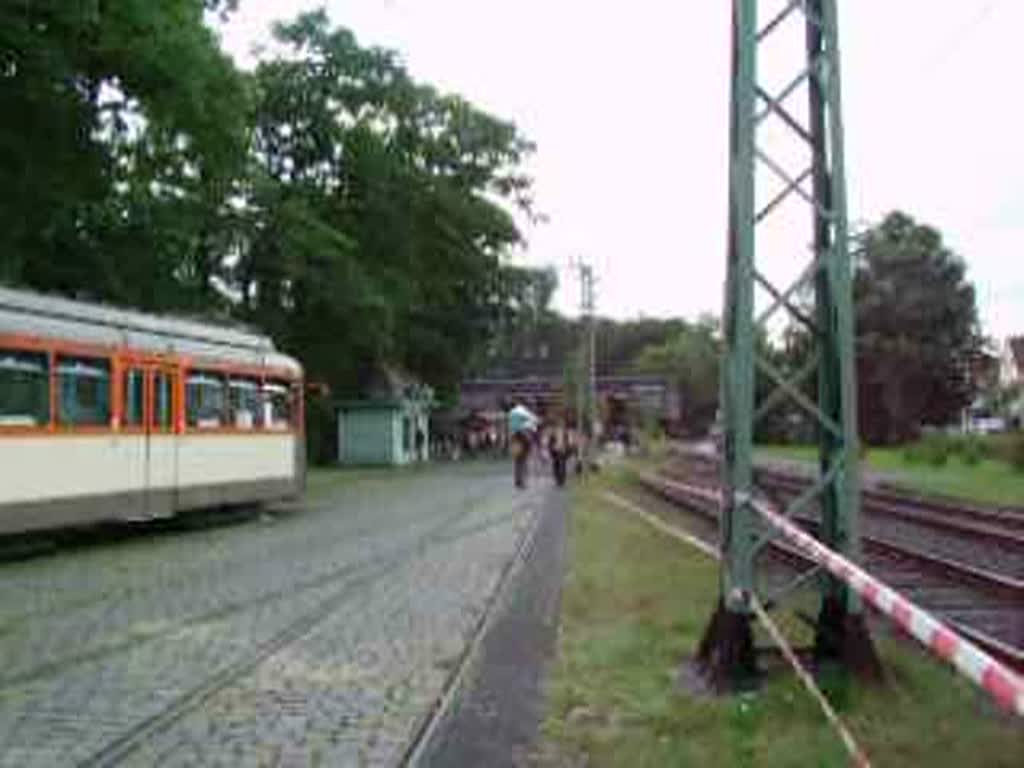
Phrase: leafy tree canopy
[
  {"left": 853, "top": 211, "right": 981, "bottom": 443},
  {"left": 0, "top": 6, "right": 541, "bottom": 418},
  {"left": 239, "top": 11, "right": 536, "bottom": 399},
  {"left": 0, "top": 0, "right": 248, "bottom": 302},
  {"left": 634, "top": 315, "right": 721, "bottom": 435}
]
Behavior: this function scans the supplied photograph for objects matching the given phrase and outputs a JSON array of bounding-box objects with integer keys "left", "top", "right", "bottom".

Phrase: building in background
[
  {"left": 999, "top": 336, "right": 1024, "bottom": 429},
  {"left": 1000, "top": 337, "right": 1024, "bottom": 387},
  {"left": 454, "top": 375, "right": 680, "bottom": 437}
]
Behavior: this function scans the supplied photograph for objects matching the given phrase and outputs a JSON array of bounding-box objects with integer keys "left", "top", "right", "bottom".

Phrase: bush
[
  {"left": 919, "top": 435, "right": 950, "bottom": 467},
  {"left": 900, "top": 433, "right": 1024, "bottom": 470},
  {"left": 961, "top": 438, "right": 982, "bottom": 466},
  {"left": 985, "top": 433, "right": 1016, "bottom": 464},
  {"left": 1009, "top": 433, "right": 1024, "bottom": 473},
  {"left": 949, "top": 435, "right": 972, "bottom": 457},
  {"left": 902, "top": 443, "right": 923, "bottom": 464}
]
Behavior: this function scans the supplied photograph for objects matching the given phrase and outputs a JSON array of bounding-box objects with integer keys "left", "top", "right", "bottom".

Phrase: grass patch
[
  {"left": 757, "top": 444, "right": 1024, "bottom": 507},
  {"left": 538, "top": 470, "right": 1024, "bottom": 766}
]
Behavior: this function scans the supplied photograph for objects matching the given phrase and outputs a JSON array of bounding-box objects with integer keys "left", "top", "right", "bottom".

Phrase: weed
[{"left": 1009, "top": 432, "right": 1024, "bottom": 473}]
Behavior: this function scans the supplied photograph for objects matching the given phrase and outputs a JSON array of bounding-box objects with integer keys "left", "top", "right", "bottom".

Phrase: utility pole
[
  {"left": 586, "top": 265, "right": 597, "bottom": 464},
  {"left": 697, "top": 0, "right": 880, "bottom": 691},
  {"left": 572, "top": 258, "right": 597, "bottom": 474}
]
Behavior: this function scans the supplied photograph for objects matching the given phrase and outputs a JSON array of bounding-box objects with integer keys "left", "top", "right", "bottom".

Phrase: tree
[
  {"left": 598, "top": 317, "right": 688, "bottom": 374},
  {"left": 853, "top": 211, "right": 981, "bottom": 444},
  {"left": 480, "top": 312, "right": 688, "bottom": 380},
  {"left": 475, "top": 266, "right": 564, "bottom": 376},
  {"left": 237, "top": 11, "right": 536, "bottom": 401},
  {"left": 0, "top": 0, "right": 248, "bottom": 306},
  {"left": 635, "top": 316, "right": 721, "bottom": 435},
  {"left": 0, "top": 5, "right": 540, "bottom": 461}
]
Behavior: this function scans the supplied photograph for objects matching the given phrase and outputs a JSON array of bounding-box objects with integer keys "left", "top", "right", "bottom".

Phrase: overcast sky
[{"left": 218, "top": 1, "right": 1022, "bottom": 341}]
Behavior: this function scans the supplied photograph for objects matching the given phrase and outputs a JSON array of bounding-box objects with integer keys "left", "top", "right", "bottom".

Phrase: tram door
[
  {"left": 125, "top": 364, "right": 178, "bottom": 518},
  {"left": 145, "top": 367, "right": 179, "bottom": 518}
]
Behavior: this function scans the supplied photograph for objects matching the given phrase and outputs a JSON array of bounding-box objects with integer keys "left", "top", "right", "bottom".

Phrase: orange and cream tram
[{"left": 0, "top": 286, "right": 304, "bottom": 535}]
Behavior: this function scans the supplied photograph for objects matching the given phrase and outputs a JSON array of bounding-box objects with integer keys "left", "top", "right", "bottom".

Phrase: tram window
[
  {"left": 56, "top": 356, "right": 111, "bottom": 426},
  {"left": 153, "top": 372, "right": 173, "bottom": 430},
  {"left": 229, "top": 377, "right": 261, "bottom": 429},
  {"left": 123, "top": 370, "right": 144, "bottom": 427},
  {"left": 0, "top": 349, "right": 50, "bottom": 427},
  {"left": 262, "top": 381, "right": 292, "bottom": 430},
  {"left": 186, "top": 372, "right": 226, "bottom": 428}
]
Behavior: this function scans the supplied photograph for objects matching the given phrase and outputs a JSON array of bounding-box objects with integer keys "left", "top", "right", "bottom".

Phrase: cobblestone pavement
[{"left": 0, "top": 462, "right": 550, "bottom": 767}]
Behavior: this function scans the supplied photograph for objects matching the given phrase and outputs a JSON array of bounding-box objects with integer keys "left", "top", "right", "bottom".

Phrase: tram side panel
[
  {"left": 146, "top": 434, "right": 178, "bottom": 519},
  {"left": 0, "top": 435, "right": 152, "bottom": 534},
  {"left": 0, "top": 435, "right": 301, "bottom": 536},
  {"left": 174, "top": 433, "right": 298, "bottom": 511}
]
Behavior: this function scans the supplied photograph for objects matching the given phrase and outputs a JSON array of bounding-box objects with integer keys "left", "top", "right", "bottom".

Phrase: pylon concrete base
[
  {"left": 813, "top": 594, "right": 884, "bottom": 681},
  {"left": 695, "top": 598, "right": 759, "bottom": 693}
]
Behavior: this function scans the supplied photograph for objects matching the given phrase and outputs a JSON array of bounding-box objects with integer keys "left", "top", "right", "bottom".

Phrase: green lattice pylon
[{"left": 696, "top": 0, "right": 881, "bottom": 691}]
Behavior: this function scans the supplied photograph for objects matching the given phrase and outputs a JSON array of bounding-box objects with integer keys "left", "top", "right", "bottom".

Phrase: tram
[{"left": 0, "top": 285, "right": 305, "bottom": 535}]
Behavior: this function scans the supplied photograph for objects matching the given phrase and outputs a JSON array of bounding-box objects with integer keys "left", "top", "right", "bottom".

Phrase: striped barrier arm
[{"left": 653, "top": 475, "right": 1024, "bottom": 717}]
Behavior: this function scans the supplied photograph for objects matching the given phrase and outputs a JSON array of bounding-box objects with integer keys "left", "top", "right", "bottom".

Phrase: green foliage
[
  {"left": 239, "top": 11, "right": 536, "bottom": 401},
  {"left": 1008, "top": 432, "right": 1024, "bottom": 473},
  {"left": 921, "top": 434, "right": 950, "bottom": 466},
  {"left": 980, "top": 432, "right": 1022, "bottom": 465},
  {"left": 903, "top": 433, "right": 994, "bottom": 468},
  {"left": 0, "top": 0, "right": 249, "bottom": 308},
  {"left": 854, "top": 211, "right": 982, "bottom": 445},
  {"left": 904, "top": 434, "right": 969, "bottom": 467},
  {"left": 482, "top": 313, "right": 687, "bottom": 381},
  {"left": 761, "top": 442, "right": 1024, "bottom": 506},
  {"left": 781, "top": 211, "right": 984, "bottom": 447},
  {"left": 961, "top": 438, "right": 982, "bottom": 466},
  {"left": 599, "top": 317, "right": 690, "bottom": 374},
  {"left": 634, "top": 316, "right": 720, "bottom": 435},
  {"left": 481, "top": 266, "right": 563, "bottom": 377},
  {"left": 0, "top": 6, "right": 540, "bottom": 448},
  {"left": 902, "top": 442, "right": 922, "bottom": 464},
  {"left": 546, "top": 474, "right": 1024, "bottom": 767}
]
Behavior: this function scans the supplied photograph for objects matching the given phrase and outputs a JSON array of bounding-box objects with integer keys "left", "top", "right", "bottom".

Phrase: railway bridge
[{"left": 455, "top": 374, "right": 681, "bottom": 433}]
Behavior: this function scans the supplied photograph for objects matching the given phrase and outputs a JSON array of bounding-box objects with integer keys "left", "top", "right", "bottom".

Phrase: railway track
[
  {"left": 633, "top": 468, "right": 1024, "bottom": 676},
  {"left": 669, "top": 452, "right": 1024, "bottom": 580},
  {"left": 69, "top": 493, "right": 524, "bottom": 768}
]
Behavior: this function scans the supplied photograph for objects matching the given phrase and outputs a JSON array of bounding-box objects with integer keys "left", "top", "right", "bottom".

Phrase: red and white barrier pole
[{"left": 651, "top": 475, "right": 1024, "bottom": 717}]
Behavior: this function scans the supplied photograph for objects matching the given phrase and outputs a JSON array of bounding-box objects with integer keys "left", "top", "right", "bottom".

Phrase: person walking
[
  {"left": 508, "top": 403, "right": 537, "bottom": 489},
  {"left": 548, "top": 426, "right": 569, "bottom": 487},
  {"left": 512, "top": 429, "right": 531, "bottom": 488}
]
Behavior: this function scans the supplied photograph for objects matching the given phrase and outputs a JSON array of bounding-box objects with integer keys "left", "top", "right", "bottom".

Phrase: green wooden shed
[{"left": 336, "top": 385, "right": 433, "bottom": 466}]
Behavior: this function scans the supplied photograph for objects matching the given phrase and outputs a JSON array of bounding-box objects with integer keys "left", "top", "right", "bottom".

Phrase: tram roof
[{"left": 0, "top": 285, "right": 302, "bottom": 377}]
